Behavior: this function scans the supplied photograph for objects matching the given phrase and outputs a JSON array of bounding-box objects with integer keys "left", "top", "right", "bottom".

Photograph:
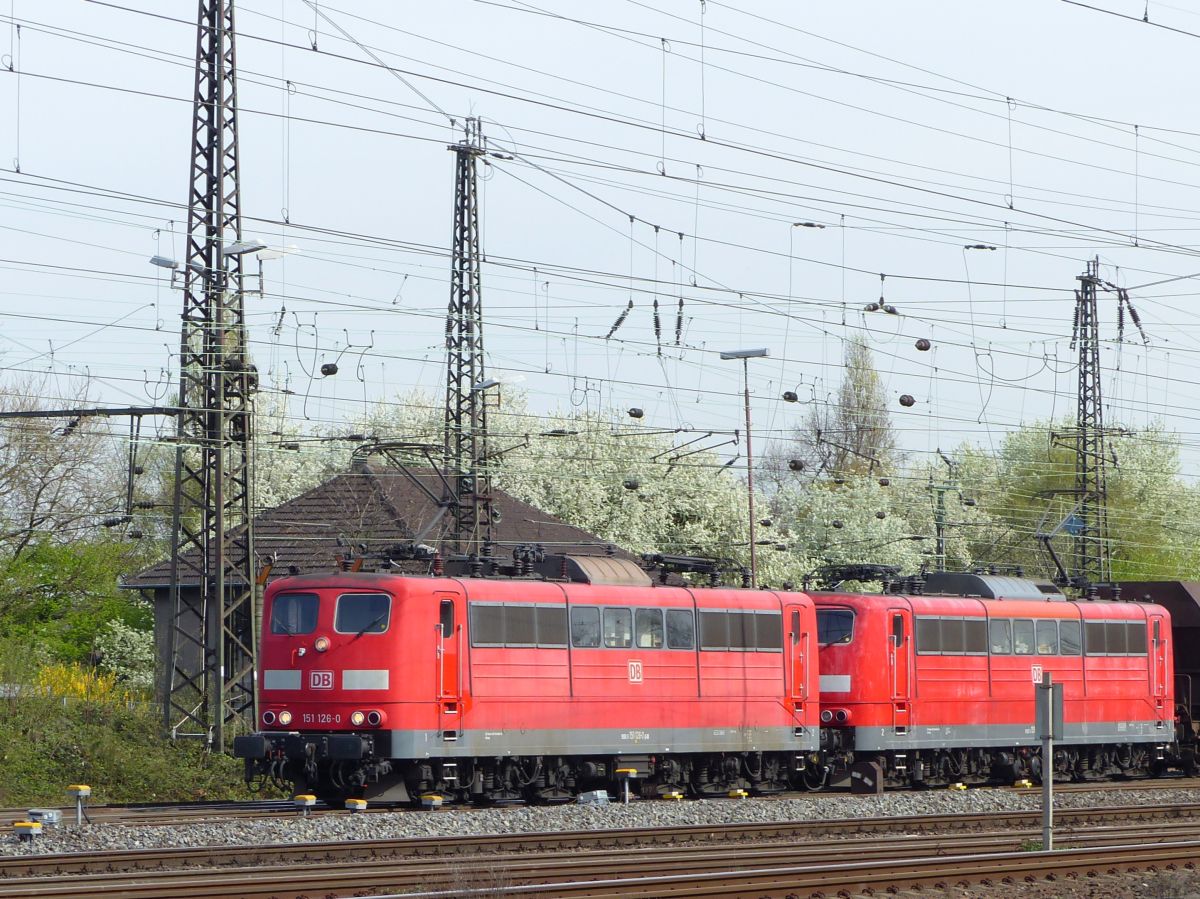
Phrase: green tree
[
  {"left": 956, "top": 421, "right": 1200, "bottom": 582},
  {"left": 764, "top": 339, "right": 897, "bottom": 492}
]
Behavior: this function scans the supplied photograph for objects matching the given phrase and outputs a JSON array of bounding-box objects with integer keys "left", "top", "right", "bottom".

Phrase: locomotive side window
[
  {"left": 507, "top": 604, "right": 537, "bottom": 647},
  {"left": 471, "top": 602, "right": 569, "bottom": 648},
  {"left": 915, "top": 617, "right": 940, "bottom": 654},
  {"left": 916, "top": 616, "right": 987, "bottom": 655},
  {"left": 1036, "top": 620, "right": 1059, "bottom": 655},
  {"left": 700, "top": 610, "right": 729, "bottom": 650},
  {"left": 755, "top": 612, "right": 783, "bottom": 651},
  {"left": 729, "top": 613, "right": 755, "bottom": 650},
  {"left": 1128, "top": 621, "right": 1147, "bottom": 655},
  {"left": 964, "top": 619, "right": 988, "bottom": 654},
  {"left": 470, "top": 603, "right": 506, "bottom": 646},
  {"left": 1012, "top": 619, "right": 1035, "bottom": 655},
  {"left": 439, "top": 600, "right": 455, "bottom": 637},
  {"left": 537, "top": 605, "right": 568, "bottom": 647},
  {"left": 603, "top": 608, "right": 633, "bottom": 648},
  {"left": 816, "top": 609, "right": 854, "bottom": 646},
  {"left": 1059, "top": 619, "right": 1082, "bottom": 655},
  {"left": 570, "top": 607, "right": 600, "bottom": 647},
  {"left": 635, "top": 609, "right": 664, "bottom": 648},
  {"left": 1105, "top": 621, "right": 1128, "bottom": 655},
  {"left": 1084, "top": 620, "right": 1148, "bottom": 656},
  {"left": 334, "top": 593, "right": 391, "bottom": 635},
  {"left": 941, "top": 618, "right": 965, "bottom": 654},
  {"left": 271, "top": 592, "right": 318, "bottom": 635},
  {"left": 666, "top": 609, "right": 695, "bottom": 650},
  {"left": 989, "top": 619, "right": 1012, "bottom": 654}
]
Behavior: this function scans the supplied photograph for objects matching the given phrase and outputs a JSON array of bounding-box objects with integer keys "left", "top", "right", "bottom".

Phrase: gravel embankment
[{"left": 5, "top": 786, "right": 1200, "bottom": 857}]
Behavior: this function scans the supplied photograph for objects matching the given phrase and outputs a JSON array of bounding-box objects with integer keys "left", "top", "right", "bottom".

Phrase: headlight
[
  {"left": 350, "top": 710, "right": 366, "bottom": 726},
  {"left": 314, "top": 636, "right": 330, "bottom": 652},
  {"left": 820, "top": 709, "right": 833, "bottom": 723},
  {"left": 262, "top": 710, "right": 277, "bottom": 726},
  {"left": 278, "top": 710, "right": 293, "bottom": 727},
  {"left": 366, "top": 710, "right": 383, "bottom": 727}
]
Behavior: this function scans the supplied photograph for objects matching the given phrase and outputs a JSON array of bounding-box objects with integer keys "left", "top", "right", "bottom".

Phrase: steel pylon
[
  {"left": 1069, "top": 259, "right": 1111, "bottom": 589},
  {"left": 164, "top": 0, "right": 257, "bottom": 751},
  {"left": 442, "top": 119, "right": 493, "bottom": 558}
]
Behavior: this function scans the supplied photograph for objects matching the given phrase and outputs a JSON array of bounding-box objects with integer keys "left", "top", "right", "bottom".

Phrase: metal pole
[
  {"left": 1040, "top": 671, "right": 1053, "bottom": 851},
  {"left": 935, "top": 487, "right": 946, "bottom": 571},
  {"left": 743, "top": 357, "right": 757, "bottom": 589}
]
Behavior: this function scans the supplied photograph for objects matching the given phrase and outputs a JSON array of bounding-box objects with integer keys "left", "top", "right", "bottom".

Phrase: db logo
[
  {"left": 1030, "top": 665, "right": 1043, "bottom": 685},
  {"left": 309, "top": 670, "right": 334, "bottom": 690},
  {"left": 628, "top": 660, "right": 643, "bottom": 684}
]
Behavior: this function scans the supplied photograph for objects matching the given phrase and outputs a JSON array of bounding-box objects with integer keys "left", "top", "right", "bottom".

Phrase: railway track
[
  {"left": 6, "top": 774, "right": 1200, "bottom": 828},
  {"left": 2, "top": 803, "right": 1200, "bottom": 897}
]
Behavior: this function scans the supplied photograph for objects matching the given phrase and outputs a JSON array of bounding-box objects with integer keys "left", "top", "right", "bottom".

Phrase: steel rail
[
  {"left": 4, "top": 800, "right": 1200, "bottom": 880},
  {"left": 3, "top": 828, "right": 1200, "bottom": 898},
  {"left": 5, "top": 814, "right": 1200, "bottom": 895}
]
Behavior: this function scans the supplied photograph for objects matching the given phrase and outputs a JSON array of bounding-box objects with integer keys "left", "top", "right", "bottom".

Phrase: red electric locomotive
[
  {"left": 814, "top": 572, "right": 1176, "bottom": 788},
  {"left": 234, "top": 561, "right": 821, "bottom": 802}
]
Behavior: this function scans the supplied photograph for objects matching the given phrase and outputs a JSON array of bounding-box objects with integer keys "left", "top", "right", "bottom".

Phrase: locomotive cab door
[
  {"left": 436, "top": 594, "right": 463, "bottom": 739},
  {"left": 1150, "top": 615, "right": 1167, "bottom": 722},
  {"left": 786, "top": 607, "right": 809, "bottom": 706},
  {"left": 888, "top": 609, "right": 912, "bottom": 733}
]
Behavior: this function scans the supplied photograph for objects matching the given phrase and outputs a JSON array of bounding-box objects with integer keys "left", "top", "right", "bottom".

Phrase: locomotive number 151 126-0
[{"left": 301, "top": 712, "right": 342, "bottom": 725}]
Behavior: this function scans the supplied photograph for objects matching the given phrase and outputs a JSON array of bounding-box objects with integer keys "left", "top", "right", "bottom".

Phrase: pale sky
[{"left": 3, "top": 0, "right": 1200, "bottom": 478}]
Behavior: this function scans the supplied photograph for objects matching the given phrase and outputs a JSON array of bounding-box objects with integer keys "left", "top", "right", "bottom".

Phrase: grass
[{"left": 0, "top": 648, "right": 253, "bottom": 806}]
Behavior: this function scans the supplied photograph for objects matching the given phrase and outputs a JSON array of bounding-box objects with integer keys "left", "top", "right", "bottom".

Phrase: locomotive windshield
[
  {"left": 335, "top": 593, "right": 391, "bottom": 635},
  {"left": 817, "top": 608, "right": 855, "bottom": 645},
  {"left": 271, "top": 593, "right": 318, "bottom": 635}
]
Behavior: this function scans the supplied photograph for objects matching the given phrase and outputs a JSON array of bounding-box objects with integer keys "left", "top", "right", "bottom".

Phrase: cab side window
[{"left": 334, "top": 593, "right": 391, "bottom": 634}]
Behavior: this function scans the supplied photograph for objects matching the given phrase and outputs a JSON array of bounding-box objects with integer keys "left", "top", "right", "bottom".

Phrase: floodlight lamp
[
  {"left": 472, "top": 378, "right": 501, "bottom": 391},
  {"left": 719, "top": 348, "right": 769, "bottom": 360},
  {"left": 149, "top": 255, "right": 179, "bottom": 270},
  {"left": 254, "top": 244, "right": 299, "bottom": 261},
  {"left": 224, "top": 239, "right": 269, "bottom": 256}
]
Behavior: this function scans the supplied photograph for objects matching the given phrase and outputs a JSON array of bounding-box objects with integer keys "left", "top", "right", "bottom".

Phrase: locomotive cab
[{"left": 235, "top": 573, "right": 462, "bottom": 800}]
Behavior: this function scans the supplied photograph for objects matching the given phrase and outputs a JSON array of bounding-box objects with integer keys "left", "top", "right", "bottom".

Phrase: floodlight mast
[
  {"left": 164, "top": 0, "right": 257, "bottom": 753},
  {"left": 720, "top": 348, "right": 769, "bottom": 587}
]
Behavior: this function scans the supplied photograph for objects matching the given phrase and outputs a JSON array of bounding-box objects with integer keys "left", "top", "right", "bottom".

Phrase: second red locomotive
[{"left": 814, "top": 571, "right": 1177, "bottom": 788}]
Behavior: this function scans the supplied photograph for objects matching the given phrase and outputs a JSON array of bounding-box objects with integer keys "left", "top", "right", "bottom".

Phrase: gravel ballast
[{"left": 5, "top": 786, "right": 1200, "bottom": 856}]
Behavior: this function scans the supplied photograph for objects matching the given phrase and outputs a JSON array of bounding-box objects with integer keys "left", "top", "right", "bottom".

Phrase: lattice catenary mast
[
  {"left": 164, "top": 0, "right": 258, "bottom": 750},
  {"left": 1068, "top": 259, "right": 1111, "bottom": 589},
  {"left": 443, "top": 118, "right": 494, "bottom": 558},
  {"left": 1039, "top": 258, "right": 1145, "bottom": 594}
]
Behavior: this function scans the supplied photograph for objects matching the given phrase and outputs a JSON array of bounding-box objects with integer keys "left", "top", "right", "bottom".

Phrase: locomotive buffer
[{"left": 1037, "top": 672, "right": 1064, "bottom": 851}]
